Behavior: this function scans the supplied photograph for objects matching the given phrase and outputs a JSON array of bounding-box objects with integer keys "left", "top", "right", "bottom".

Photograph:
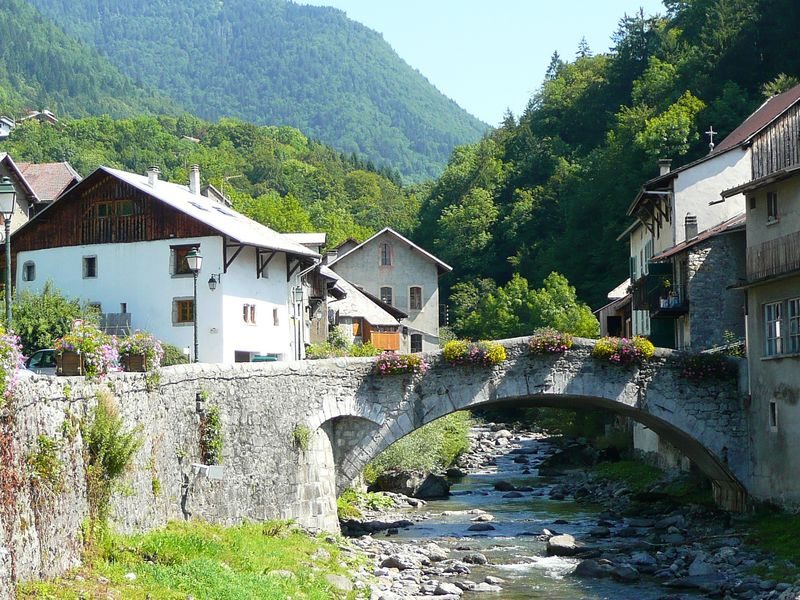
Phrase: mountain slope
[
  {"left": 27, "top": 0, "right": 487, "bottom": 181},
  {"left": 0, "top": 0, "right": 176, "bottom": 117}
]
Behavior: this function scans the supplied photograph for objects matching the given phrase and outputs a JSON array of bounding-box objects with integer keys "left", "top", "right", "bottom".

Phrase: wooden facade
[
  {"left": 747, "top": 229, "right": 800, "bottom": 283},
  {"left": 3, "top": 170, "right": 217, "bottom": 279},
  {"left": 751, "top": 103, "right": 800, "bottom": 179}
]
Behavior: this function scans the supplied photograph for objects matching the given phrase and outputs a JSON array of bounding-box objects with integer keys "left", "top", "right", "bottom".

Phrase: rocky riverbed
[{"left": 342, "top": 424, "right": 800, "bottom": 600}]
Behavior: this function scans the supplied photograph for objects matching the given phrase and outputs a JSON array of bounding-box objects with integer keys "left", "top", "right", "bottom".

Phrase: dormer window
[
  {"left": 380, "top": 242, "right": 392, "bottom": 266},
  {"left": 767, "top": 192, "right": 779, "bottom": 223}
]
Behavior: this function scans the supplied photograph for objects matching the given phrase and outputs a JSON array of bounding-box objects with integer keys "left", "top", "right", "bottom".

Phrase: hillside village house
[
  {"left": 326, "top": 228, "right": 452, "bottom": 353},
  {"left": 327, "top": 276, "right": 406, "bottom": 349},
  {"left": 0, "top": 153, "right": 81, "bottom": 234},
  {"left": 718, "top": 86, "right": 800, "bottom": 506},
  {"left": 7, "top": 165, "right": 319, "bottom": 363}
]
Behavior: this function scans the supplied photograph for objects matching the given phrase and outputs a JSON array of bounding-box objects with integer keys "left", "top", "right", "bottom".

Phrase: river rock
[
  {"left": 472, "top": 582, "right": 503, "bottom": 592},
  {"left": 493, "top": 429, "right": 513, "bottom": 439},
  {"left": 434, "top": 582, "right": 463, "bottom": 596},
  {"left": 381, "top": 554, "right": 420, "bottom": 570},
  {"left": 546, "top": 534, "right": 581, "bottom": 556},
  {"left": 502, "top": 491, "right": 523, "bottom": 498},
  {"left": 370, "top": 471, "right": 451, "bottom": 498},
  {"left": 630, "top": 551, "right": 658, "bottom": 566},
  {"left": 485, "top": 576, "right": 504, "bottom": 584},
  {"left": 470, "top": 514, "right": 495, "bottom": 522},
  {"left": 494, "top": 481, "right": 515, "bottom": 491},
  {"left": 589, "top": 526, "right": 610, "bottom": 537},
  {"left": 446, "top": 467, "right": 468, "bottom": 478},
  {"left": 573, "top": 559, "right": 606, "bottom": 578},
  {"left": 325, "top": 574, "right": 353, "bottom": 593},
  {"left": 611, "top": 565, "right": 640, "bottom": 583},
  {"left": 688, "top": 556, "right": 717, "bottom": 577},
  {"left": 462, "top": 552, "right": 488, "bottom": 565},
  {"left": 425, "top": 543, "right": 449, "bottom": 562},
  {"left": 467, "top": 523, "right": 496, "bottom": 532}
]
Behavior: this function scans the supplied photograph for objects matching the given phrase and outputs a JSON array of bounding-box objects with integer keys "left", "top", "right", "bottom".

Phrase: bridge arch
[{"left": 320, "top": 338, "right": 749, "bottom": 510}]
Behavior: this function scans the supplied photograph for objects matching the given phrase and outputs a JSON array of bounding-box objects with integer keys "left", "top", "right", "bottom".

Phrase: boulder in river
[
  {"left": 462, "top": 552, "right": 489, "bottom": 565},
  {"left": 381, "top": 553, "right": 421, "bottom": 570},
  {"left": 493, "top": 481, "right": 515, "bottom": 492},
  {"left": 370, "top": 471, "right": 451, "bottom": 499},
  {"left": 546, "top": 534, "right": 582, "bottom": 556},
  {"left": 573, "top": 559, "right": 607, "bottom": 578}
]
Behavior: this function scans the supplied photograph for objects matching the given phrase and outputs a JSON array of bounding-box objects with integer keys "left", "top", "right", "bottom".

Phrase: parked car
[{"left": 25, "top": 349, "right": 57, "bottom": 375}]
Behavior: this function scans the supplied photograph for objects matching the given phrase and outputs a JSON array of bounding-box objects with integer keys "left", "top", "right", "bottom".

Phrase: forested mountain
[
  {"left": 0, "top": 0, "right": 175, "bottom": 117},
  {"left": 1, "top": 115, "right": 418, "bottom": 246},
  {"left": 413, "top": 0, "right": 800, "bottom": 325},
  {"left": 25, "top": 0, "right": 487, "bottom": 182}
]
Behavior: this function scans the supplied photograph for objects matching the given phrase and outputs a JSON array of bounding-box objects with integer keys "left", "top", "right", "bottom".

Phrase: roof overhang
[{"left": 720, "top": 164, "right": 800, "bottom": 200}]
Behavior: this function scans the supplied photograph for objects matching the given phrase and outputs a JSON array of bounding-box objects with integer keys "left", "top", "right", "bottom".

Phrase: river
[{"left": 369, "top": 427, "right": 706, "bottom": 599}]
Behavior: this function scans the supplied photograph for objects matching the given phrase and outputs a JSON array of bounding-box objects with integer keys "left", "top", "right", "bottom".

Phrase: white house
[
  {"left": 326, "top": 228, "right": 452, "bottom": 353},
  {"left": 9, "top": 165, "right": 319, "bottom": 363}
]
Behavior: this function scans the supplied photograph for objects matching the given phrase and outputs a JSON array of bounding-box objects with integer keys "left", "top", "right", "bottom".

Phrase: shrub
[
  {"left": 54, "top": 320, "right": 118, "bottom": 378},
  {"left": 161, "top": 343, "right": 189, "bottom": 366},
  {"left": 118, "top": 330, "right": 164, "bottom": 370},
  {"left": 349, "top": 341, "right": 380, "bottom": 357},
  {"left": 678, "top": 352, "right": 737, "bottom": 380},
  {"left": 83, "top": 389, "right": 142, "bottom": 530},
  {"left": 12, "top": 282, "right": 99, "bottom": 356},
  {"left": 26, "top": 434, "right": 64, "bottom": 498},
  {"left": 291, "top": 424, "right": 311, "bottom": 451},
  {"left": 528, "top": 327, "right": 573, "bottom": 354},
  {"left": 305, "top": 341, "right": 348, "bottom": 359},
  {"left": 0, "top": 328, "right": 24, "bottom": 401},
  {"left": 374, "top": 351, "right": 428, "bottom": 376},
  {"left": 200, "top": 406, "right": 223, "bottom": 464},
  {"left": 443, "top": 339, "right": 506, "bottom": 366},
  {"left": 592, "top": 336, "right": 654, "bottom": 365}
]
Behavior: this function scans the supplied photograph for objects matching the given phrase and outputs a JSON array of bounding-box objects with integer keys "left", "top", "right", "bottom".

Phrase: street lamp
[
  {"left": 0, "top": 177, "right": 16, "bottom": 328},
  {"left": 185, "top": 246, "right": 202, "bottom": 362},
  {"left": 207, "top": 273, "right": 222, "bottom": 291}
]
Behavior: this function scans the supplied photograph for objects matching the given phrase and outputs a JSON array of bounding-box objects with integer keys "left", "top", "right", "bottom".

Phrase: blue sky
[{"left": 299, "top": 0, "right": 666, "bottom": 125}]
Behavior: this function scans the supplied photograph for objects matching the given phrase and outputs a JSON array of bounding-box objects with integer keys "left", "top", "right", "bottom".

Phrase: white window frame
[
  {"left": 409, "top": 286, "right": 423, "bottom": 311},
  {"left": 767, "top": 191, "right": 779, "bottom": 223},
  {"left": 764, "top": 301, "right": 783, "bottom": 356},
  {"left": 380, "top": 286, "right": 393, "bottom": 306}
]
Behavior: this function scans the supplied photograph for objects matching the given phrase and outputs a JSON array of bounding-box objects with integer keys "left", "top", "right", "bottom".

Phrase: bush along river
[{"left": 342, "top": 424, "right": 800, "bottom": 600}]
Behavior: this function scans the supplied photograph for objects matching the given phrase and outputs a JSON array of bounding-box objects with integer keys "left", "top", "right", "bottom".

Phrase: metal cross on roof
[{"left": 705, "top": 126, "right": 717, "bottom": 151}]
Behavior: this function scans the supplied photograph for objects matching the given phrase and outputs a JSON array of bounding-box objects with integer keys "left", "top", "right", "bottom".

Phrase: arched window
[
  {"left": 22, "top": 261, "right": 35, "bottom": 282},
  {"left": 380, "top": 286, "right": 393, "bottom": 306},
  {"left": 410, "top": 334, "right": 423, "bottom": 353}
]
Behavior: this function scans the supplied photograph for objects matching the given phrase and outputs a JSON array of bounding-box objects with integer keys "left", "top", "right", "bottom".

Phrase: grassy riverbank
[
  {"left": 746, "top": 511, "right": 800, "bottom": 580},
  {"left": 17, "top": 521, "right": 361, "bottom": 599}
]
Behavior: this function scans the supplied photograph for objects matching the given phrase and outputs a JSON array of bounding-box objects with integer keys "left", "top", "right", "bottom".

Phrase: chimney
[
  {"left": 189, "top": 164, "right": 201, "bottom": 195},
  {"left": 685, "top": 213, "right": 698, "bottom": 240},
  {"left": 324, "top": 250, "right": 338, "bottom": 265},
  {"left": 658, "top": 158, "right": 672, "bottom": 176},
  {"left": 146, "top": 166, "right": 160, "bottom": 187}
]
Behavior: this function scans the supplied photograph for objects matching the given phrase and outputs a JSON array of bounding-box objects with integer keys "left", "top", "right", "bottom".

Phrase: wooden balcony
[{"left": 747, "top": 230, "right": 800, "bottom": 283}]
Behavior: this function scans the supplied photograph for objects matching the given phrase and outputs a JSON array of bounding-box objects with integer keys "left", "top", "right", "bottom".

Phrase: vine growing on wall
[{"left": 199, "top": 406, "right": 223, "bottom": 465}]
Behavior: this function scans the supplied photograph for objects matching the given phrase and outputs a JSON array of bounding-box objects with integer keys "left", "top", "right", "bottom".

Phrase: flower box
[
  {"left": 121, "top": 354, "right": 147, "bottom": 372},
  {"left": 57, "top": 350, "right": 85, "bottom": 376}
]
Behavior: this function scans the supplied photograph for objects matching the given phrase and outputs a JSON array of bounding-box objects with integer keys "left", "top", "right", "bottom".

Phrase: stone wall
[{"left": 0, "top": 338, "right": 747, "bottom": 595}]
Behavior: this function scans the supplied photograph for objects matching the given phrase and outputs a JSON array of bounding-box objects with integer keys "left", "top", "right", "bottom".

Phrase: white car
[{"left": 25, "top": 349, "right": 57, "bottom": 376}]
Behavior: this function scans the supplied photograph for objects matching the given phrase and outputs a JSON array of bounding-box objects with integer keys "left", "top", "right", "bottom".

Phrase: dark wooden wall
[{"left": 752, "top": 104, "right": 800, "bottom": 179}]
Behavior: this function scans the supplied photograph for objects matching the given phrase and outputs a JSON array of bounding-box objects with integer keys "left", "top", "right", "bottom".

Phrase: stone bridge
[{"left": 3, "top": 337, "right": 747, "bottom": 593}]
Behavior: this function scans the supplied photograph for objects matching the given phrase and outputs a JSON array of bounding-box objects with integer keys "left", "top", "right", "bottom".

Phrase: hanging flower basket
[
  {"left": 121, "top": 354, "right": 147, "bottom": 373},
  {"left": 56, "top": 350, "right": 85, "bottom": 376}
]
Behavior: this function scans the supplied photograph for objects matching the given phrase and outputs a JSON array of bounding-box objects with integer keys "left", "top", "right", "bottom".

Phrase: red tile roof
[{"left": 16, "top": 161, "right": 80, "bottom": 202}]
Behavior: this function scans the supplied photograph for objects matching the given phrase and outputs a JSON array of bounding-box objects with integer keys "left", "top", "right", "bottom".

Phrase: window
[
  {"left": 769, "top": 400, "right": 778, "bottom": 431},
  {"left": 273, "top": 308, "right": 280, "bottom": 326},
  {"left": 749, "top": 196, "right": 756, "bottom": 210},
  {"left": 171, "top": 245, "right": 197, "bottom": 276},
  {"left": 380, "top": 286, "right": 393, "bottom": 305},
  {"left": 118, "top": 200, "right": 134, "bottom": 217},
  {"left": 120, "top": 303, "right": 127, "bottom": 314},
  {"left": 629, "top": 256, "right": 637, "bottom": 280},
  {"left": 643, "top": 240, "right": 653, "bottom": 274},
  {"left": 82, "top": 256, "right": 97, "bottom": 279},
  {"left": 379, "top": 242, "right": 392, "bottom": 266},
  {"left": 410, "top": 334, "right": 423, "bottom": 353},
  {"left": 409, "top": 286, "right": 422, "bottom": 311},
  {"left": 767, "top": 191, "right": 779, "bottom": 222},
  {"left": 96, "top": 202, "right": 112, "bottom": 218},
  {"left": 22, "top": 261, "right": 35, "bottom": 282},
  {"left": 352, "top": 320, "right": 361, "bottom": 337},
  {"left": 789, "top": 298, "right": 800, "bottom": 354},
  {"left": 765, "top": 301, "right": 783, "bottom": 356},
  {"left": 173, "top": 298, "right": 194, "bottom": 324},
  {"left": 243, "top": 303, "right": 257, "bottom": 324}
]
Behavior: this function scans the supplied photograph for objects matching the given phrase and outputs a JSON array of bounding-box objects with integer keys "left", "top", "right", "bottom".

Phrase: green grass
[
  {"left": 337, "top": 489, "right": 396, "bottom": 520},
  {"left": 592, "top": 460, "right": 665, "bottom": 493},
  {"left": 16, "top": 520, "right": 359, "bottom": 599},
  {"left": 745, "top": 510, "right": 800, "bottom": 581}
]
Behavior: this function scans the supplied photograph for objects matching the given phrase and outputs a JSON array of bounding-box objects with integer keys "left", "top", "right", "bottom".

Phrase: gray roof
[
  {"left": 328, "top": 227, "right": 452, "bottom": 274},
  {"left": 285, "top": 232, "right": 327, "bottom": 247},
  {"left": 329, "top": 278, "right": 402, "bottom": 327},
  {"left": 104, "top": 167, "right": 318, "bottom": 258}
]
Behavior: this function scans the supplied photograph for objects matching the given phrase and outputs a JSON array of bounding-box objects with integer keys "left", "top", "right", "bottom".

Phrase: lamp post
[
  {"left": 0, "top": 177, "right": 16, "bottom": 328},
  {"left": 185, "top": 247, "right": 203, "bottom": 362}
]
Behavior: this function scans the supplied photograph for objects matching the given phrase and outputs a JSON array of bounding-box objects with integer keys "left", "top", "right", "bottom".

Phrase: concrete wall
[
  {"left": 746, "top": 274, "right": 800, "bottom": 506},
  {"left": 747, "top": 177, "right": 800, "bottom": 247},
  {"left": 330, "top": 231, "right": 442, "bottom": 352},
  {"left": 15, "top": 237, "right": 298, "bottom": 363}
]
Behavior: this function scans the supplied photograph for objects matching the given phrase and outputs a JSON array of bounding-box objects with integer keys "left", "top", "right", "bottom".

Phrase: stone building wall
[{"left": 687, "top": 231, "right": 747, "bottom": 350}]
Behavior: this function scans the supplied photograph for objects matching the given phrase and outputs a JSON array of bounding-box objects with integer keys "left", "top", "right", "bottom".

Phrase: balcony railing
[
  {"left": 632, "top": 269, "right": 688, "bottom": 317},
  {"left": 747, "top": 230, "right": 800, "bottom": 282}
]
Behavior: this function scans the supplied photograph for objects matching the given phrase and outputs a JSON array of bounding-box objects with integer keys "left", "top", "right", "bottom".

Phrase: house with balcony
[
  {"left": 617, "top": 88, "right": 800, "bottom": 349},
  {"left": 718, "top": 85, "right": 800, "bottom": 506},
  {"left": 6, "top": 165, "right": 319, "bottom": 363},
  {"left": 326, "top": 228, "right": 452, "bottom": 353}
]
